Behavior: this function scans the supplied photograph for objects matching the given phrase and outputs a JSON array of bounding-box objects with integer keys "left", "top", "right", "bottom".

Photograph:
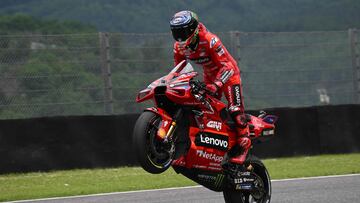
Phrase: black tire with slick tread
[
  {"left": 223, "top": 155, "right": 271, "bottom": 203},
  {"left": 133, "top": 111, "right": 172, "bottom": 174}
]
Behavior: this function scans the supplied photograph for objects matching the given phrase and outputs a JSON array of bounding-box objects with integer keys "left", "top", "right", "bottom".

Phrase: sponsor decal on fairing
[
  {"left": 234, "top": 177, "right": 255, "bottom": 184},
  {"left": 196, "top": 150, "right": 223, "bottom": 162},
  {"left": 197, "top": 174, "right": 217, "bottom": 182},
  {"left": 195, "top": 133, "right": 229, "bottom": 151},
  {"left": 235, "top": 184, "right": 252, "bottom": 190},
  {"left": 262, "top": 129, "right": 275, "bottom": 136},
  {"left": 206, "top": 120, "right": 222, "bottom": 131}
]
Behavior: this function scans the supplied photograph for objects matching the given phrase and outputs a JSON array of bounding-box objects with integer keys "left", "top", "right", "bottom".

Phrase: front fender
[
  {"left": 145, "top": 107, "right": 172, "bottom": 121},
  {"left": 144, "top": 107, "right": 173, "bottom": 139}
]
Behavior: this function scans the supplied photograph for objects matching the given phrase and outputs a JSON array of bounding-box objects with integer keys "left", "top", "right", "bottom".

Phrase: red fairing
[
  {"left": 248, "top": 115, "right": 276, "bottom": 141},
  {"left": 136, "top": 88, "right": 154, "bottom": 103},
  {"left": 165, "top": 72, "right": 200, "bottom": 104},
  {"left": 182, "top": 127, "right": 227, "bottom": 171},
  {"left": 136, "top": 79, "right": 158, "bottom": 103},
  {"left": 135, "top": 60, "right": 276, "bottom": 172},
  {"left": 144, "top": 107, "right": 172, "bottom": 121},
  {"left": 144, "top": 107, "right": 174, "bottom": 140}
]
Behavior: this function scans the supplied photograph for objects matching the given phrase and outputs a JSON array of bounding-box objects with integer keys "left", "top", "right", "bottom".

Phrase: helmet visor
[{"left": 171, "top": 26, "right": 194, "bottom": 42}]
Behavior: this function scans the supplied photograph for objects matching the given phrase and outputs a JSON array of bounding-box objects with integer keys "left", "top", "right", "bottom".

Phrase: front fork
[{"left": 145, "top": 107, "right": 183, "bottom": 151}]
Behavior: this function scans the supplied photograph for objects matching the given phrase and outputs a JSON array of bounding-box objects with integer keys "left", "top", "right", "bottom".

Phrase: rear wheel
[
  {"left": 223, "top": 156, "right": 271, "bottom": 203},
  {"left": 133, "top": 111, "right": 173, "bottom": 174}
]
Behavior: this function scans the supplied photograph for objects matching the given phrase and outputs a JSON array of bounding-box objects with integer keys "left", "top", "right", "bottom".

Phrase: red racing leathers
[{"left": 173, "top": 23, "right": 251, "bottom": 165}]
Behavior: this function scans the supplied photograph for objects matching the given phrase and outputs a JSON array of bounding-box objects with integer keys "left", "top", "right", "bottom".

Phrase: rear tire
[
  {"left": 223, "top": 190, "right": 245, "bottom": 203},
  {"left": 223, "top": 156, "right": 271, "bottom": 203},
  {"left": 133, "top": 111, "right": 173, "bottom": 174}
]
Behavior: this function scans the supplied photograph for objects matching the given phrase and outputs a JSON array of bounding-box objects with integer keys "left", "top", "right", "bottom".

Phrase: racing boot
[
  {"left": 222, "top": 114, "right": 251, "bottom": 169},
  {"left": 229, "top": 113, "right": 251, "bottom": 164},
  {"left": 221, "top": 127, "right": 251, "bottom": 184},
  {"left": 228, "top": 130, "right": 251, "bottom": 165}
]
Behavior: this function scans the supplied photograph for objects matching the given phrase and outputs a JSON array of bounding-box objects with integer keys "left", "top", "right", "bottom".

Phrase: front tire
[{"left": 133, "top": 111, "right": 173, "bottom": 174}]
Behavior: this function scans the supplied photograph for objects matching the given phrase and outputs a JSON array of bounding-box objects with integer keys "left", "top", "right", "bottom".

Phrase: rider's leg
[
  {"left": 226, "top": 112, "right": 251, "bottom": 165},
  {"left": 222, "top": 77, "right": 251, "bottom": 166}
]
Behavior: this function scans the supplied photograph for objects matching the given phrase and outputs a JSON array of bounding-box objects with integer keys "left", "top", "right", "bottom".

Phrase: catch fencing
[{"left": 0, "top": 29, "right": 359, "bottom": 119}]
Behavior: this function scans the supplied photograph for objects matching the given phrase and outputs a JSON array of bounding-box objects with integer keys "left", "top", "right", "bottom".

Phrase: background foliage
[
  {"left": 0, "top": 1, "right": 359, "bottom": 118},
  {"left": 0, "top": 0, "right": 359, "bottom": 33}
]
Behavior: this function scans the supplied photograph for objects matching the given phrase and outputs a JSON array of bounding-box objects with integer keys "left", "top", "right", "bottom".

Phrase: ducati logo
[{"left": 206, "top": 121, "right": 222, "bottom": 131}]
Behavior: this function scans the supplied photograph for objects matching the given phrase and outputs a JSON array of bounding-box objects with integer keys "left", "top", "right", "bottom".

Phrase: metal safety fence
[{"left": 0, "top": 29, "right": 359, "bottom": 119}]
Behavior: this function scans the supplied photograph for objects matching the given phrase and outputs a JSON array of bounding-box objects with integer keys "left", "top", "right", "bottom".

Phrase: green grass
[
  {"left": 1, "top": 153, "right": 360, "bottom": 202},
  {"left": 263, "top": 153, "right": 360, "bottom": 178}
]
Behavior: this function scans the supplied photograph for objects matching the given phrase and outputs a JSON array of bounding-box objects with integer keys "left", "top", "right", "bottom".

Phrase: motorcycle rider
[{"left": 170, "top": 10, "right": 251, "bottom": 167}]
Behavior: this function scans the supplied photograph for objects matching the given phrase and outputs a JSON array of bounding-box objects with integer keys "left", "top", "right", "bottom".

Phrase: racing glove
[
  {"left": 206, "top": 81, "right": 223, "bottom": 96},
  {"left": 234, "top": 114, "right": 248, "bottom": 129}
]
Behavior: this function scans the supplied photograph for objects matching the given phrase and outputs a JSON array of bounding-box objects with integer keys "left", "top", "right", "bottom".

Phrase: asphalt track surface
[{"left": 9, "top": 174, "right": 360, "bottom": 203}]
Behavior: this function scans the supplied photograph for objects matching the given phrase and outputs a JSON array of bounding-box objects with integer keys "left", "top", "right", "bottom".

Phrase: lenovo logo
[
  {"left": 195, "top": 133, "right": 229, "bottom": 151},
  {"left": 232, "top": 85, "right": 241, "bottom": 105}
]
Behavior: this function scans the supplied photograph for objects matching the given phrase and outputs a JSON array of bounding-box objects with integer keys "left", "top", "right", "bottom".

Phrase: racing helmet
[{"left": 170, "top": 10, "right": 199, "bottom": 42}]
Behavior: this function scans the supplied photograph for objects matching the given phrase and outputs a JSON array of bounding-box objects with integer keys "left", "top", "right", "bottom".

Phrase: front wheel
[
  {"left": 132, "top": 111, "right": 173, "bottom": 174},
  {"left": 223, "top": 156, "right": 271, "bottom": 203}
]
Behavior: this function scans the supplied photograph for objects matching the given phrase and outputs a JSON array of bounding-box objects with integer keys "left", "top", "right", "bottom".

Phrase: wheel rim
[
  {"left": 145, "top": 117, "right": 173, "bottom": 169},
  {"left": 243, "top": 163, "right": 271, "bottom": 203}
]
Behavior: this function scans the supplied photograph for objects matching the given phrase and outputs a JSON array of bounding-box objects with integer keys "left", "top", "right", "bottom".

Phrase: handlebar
[{"left": 189, "top": 80, "right": 217, "bottom": 98}]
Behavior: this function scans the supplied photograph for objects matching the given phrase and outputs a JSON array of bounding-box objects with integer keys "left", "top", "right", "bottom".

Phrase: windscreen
[
  {"left": 170, "top": 60, "right": 194, "bottom": 75},
  {"left": 179, "top": 62, "right": 194, "bottom": 75}
]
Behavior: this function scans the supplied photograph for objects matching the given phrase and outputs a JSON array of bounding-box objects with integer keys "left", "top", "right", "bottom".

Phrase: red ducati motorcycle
[{"left": 133, "top": 61, "right": 277, "bottom": 203}]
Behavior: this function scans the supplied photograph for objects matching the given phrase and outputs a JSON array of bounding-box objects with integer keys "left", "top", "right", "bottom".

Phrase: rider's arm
[
  {"left": 173, "top": 42, "right": 186, "bottom": 66},
  {"left": 208, "top": 37, "right": 237, "bottom": 87}
]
